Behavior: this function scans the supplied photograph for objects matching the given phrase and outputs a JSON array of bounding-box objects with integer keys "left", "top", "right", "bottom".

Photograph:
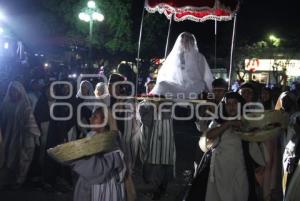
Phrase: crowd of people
[{"left": 0, "top": 32, "right": 300, "bottom": 201}]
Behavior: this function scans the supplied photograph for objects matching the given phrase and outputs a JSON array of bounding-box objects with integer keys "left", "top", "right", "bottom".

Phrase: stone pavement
[{"left": 0, "top": 166, "right": 191, "bottom": 201}]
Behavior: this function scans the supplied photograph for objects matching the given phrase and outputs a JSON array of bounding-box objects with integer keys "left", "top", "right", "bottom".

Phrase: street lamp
[
  {"left": 78, "top": 0, "right": 104, "bottom": 68},
  {"left": 269, "top": 34, "right": 281, "bottom": 47}
]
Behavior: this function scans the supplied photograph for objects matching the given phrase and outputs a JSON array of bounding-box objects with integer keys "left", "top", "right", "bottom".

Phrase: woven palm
[
  {"left": 236, "top": 110, "right": 289, "bottom": 142},
  {"left": 47, "top": 131, "right": 118, "bottom": 162}
]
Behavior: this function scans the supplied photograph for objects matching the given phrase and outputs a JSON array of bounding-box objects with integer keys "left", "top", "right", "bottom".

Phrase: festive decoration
[
  {"left": 145, "top": 0, "right": 239, "bottom": 22},
  {"left": 135, "top": 0, "right": 240, "bottom": 94}
]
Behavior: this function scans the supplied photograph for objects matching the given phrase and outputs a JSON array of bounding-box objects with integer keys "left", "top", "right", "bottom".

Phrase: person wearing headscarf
[
  {"left": 0, "top": 81, "right": 40, "bottom": 188},
  {"left": 34, "top": 83, "right": 75, "bottom": 191},
  {"left": 75, "top": 80, "right": 95, "bottom": 138},
  {"left": 94, "top": 82, "right": 110, "bottom": 107},
  {"left": 150, "top": 32, "right": 214, "bottom": 98},
  {"left": 76, "top": 80, "right": 95, "bottom": 100},
  {"left": 188, "top": 92, "right": 264, "bottom": 201}
]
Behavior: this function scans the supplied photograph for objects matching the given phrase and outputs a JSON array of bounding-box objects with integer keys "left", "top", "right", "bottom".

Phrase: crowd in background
[{"left": 0, "top": 62, "right": 300, "bottom": 201}]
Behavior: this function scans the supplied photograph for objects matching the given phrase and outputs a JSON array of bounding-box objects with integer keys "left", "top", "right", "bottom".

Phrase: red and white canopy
[{"left": 145, "top": 0, "right": 239, "bottom": 22}]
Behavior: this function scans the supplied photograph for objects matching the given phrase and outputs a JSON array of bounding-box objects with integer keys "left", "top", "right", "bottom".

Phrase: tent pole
[
  {"left": 136, "top": 7, "right": 145, "bottom": 96},
  {"left": 164, "top": 15, "right": 173, "bottom": 58},
  {"left": 228, "top": 13, "right": 237, "bottom": 91},
  {"left": 214, "top": 19, "right": 217, "bottom": 69}
]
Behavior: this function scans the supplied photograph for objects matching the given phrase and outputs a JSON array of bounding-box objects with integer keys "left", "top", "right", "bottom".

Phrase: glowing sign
[{"left": 245, "top": 59, "right": 300, "bottom": 76}]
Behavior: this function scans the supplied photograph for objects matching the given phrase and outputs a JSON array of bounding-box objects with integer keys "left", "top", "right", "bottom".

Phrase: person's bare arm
[
  {"left": 206, "top": 122, "right": 230, "bottom": 140},
  {"left": 206, "top": 120, "right": 242, "bottom": 140}
]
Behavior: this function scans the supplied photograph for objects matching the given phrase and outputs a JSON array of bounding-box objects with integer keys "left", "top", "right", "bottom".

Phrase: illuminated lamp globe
[
  {"left": 79, "top": 12, "right": 90, "bottom": 22},
  {"left": 92, "top": 12, "right": 104, "bottom": 22},
  {"left": 87, "top": 1, "right": 96, "bottom": 9}
]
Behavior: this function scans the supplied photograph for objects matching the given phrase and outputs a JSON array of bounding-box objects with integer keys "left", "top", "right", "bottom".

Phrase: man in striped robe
[
  {"left": 138, "top": 100, "right": 176, "bottom": 200},
  {"left": 108, "top": 73, "right": 141, "bottom": 176}
]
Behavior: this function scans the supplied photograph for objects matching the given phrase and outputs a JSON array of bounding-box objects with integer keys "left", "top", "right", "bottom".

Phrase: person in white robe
[
  {"left": 73, "top": 80, "right": 95, "bottom": 139},
  {"left": 200, "top": 92, "right": 265, "bottom": 201},
  {"left": 150, "top": 32, "right": 214, "bottom": 99},
  {"left": 0, "top": 81, "right": 40, "bottom": 188}
]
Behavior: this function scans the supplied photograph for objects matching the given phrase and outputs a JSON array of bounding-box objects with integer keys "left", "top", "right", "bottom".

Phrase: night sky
[{"left": 0, "top": 0, "right": 299, "bottom": 56}]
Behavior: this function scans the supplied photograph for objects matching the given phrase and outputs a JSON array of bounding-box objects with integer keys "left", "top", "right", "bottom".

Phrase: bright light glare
[
  {"left": 92, "top": 12, "right": 104, "bottom": 21},
  {"left": 4, "top": 42, "right": 9, "bottom": 49},
  {"left": 87, "top": 1, "right": 96, "bottom": 9},
  {"left": 0, "top": 27, "right": 3, "bottom": 34},
  {"left": 0, "top": 11, "right": 5, "bottom": 21},
  {"left": 79, "top": 12, "right": 90, "bottom": 22},
  {"left": 68, "top": 73, "right": 77, "bottom": 78},
  {"left": 44, "top": 63, "right": 49, "bottom": 67}
]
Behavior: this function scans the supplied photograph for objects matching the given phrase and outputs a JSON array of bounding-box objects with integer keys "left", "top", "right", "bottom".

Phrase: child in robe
[{"left": 72, "top": 107, "right": 127, "bottom": 201}]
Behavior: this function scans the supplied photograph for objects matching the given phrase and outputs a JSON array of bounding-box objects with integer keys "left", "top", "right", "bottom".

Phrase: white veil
[
  {"left": 94, "top": 82, "right": 110, "bottom": 106},
  {"left": 150, "top": 32, "right": 214, "bottom": 98}
]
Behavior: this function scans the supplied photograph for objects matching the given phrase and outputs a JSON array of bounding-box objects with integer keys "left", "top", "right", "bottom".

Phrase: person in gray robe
[
  {"left": 73, "top": 150, "right": 126, "bottom": 201},
  {"left": 0, "top": 81, "right": 40, "bottom": 188},
  {"left": 72, "top": 107, "right": 127, "bottom": 201}
]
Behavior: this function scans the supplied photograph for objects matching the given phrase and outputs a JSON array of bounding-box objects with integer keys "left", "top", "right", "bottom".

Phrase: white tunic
[
  {"left": 119, "top": 99, "right": 141, "bottom": 174},
  {"left": 205, "top": 124, "right": 249, "bottom": 201}
]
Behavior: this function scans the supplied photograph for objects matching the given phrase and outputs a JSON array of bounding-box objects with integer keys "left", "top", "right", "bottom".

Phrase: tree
[{"left": 39, "top": 0, "right": 168, "bottom": 61}]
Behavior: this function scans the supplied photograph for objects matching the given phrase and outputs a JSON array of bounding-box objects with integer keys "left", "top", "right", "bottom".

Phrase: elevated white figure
[{"left": 150, "top": 32, "right": 214, "bottom": 98}]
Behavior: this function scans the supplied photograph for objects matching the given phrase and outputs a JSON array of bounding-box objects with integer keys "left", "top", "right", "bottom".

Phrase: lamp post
[{"left": 79, "top": 0, "right": 104, "bottom": 68}]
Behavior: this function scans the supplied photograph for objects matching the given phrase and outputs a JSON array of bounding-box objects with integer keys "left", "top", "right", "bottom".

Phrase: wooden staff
[{"left": 135, "top": 97, "right": 207, "bottom": 104}]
